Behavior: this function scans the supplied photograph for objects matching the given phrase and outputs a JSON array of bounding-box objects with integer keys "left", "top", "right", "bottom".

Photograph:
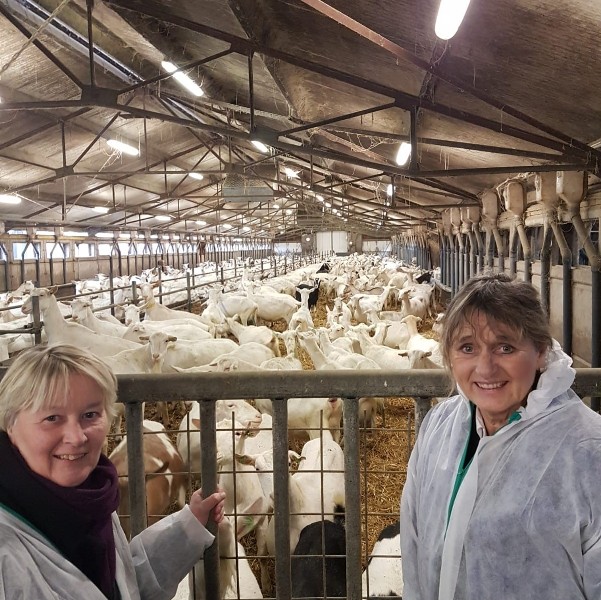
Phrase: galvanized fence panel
[{"left": 115, "top": 369, "right": 601, "bottom": 599}]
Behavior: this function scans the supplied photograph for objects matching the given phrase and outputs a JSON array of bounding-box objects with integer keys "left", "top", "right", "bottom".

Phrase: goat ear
[
  {"left": 424, "top": 351, "right": 432, "bottom": 358},
  {"left": 48, "top": 285, "right": 59, "bottom": 295},
  {"left": 399, "top": 351, "right": 408, "bottom": 357},
  {"left": 168, "top": 335, "right": 177, "bottom": 342},
  {"left": 139, "top": 335, "right": 150, "bottom": 341}
]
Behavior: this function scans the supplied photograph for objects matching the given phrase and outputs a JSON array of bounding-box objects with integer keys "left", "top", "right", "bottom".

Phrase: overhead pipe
[
  {"left": 558, "top": 171, "right": 601, "bottom": 408},
  {"left": 534, "top": 172, "right": 572, "bottom": 353},
  {"left": 503, "top": 181, "right": 528, "bottom": 281},
  {"left": 482, "top": 190, "right": 504, "bottom": 272},
  {"left": 450, "top": 208, "right": 464, "bottom": 289}
]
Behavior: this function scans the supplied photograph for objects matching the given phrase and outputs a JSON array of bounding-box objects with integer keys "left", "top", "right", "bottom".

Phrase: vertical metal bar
[
  {"left": 195, "top": 399, "right": 220, "bottom": 599},
  {"left": 86, "top": 0, "right": 96, "bottom": 88},
  {"left": 32, "top": 294, "right": 42, "bottom": 345},
  {"left": 272, "top": 397, "right": 291, "bottom": 600},
  {"left": 187, "top": 272, "right": 192, "bottom": 312},
  {"left": 540, "top": 225, "right": 552, "bottom": 316},
  {"left": 409, "top": 106, "right": 418, "bottom": 173},
  {"left": 343, "top": 397, "right": 362, "bottom": 600},
  {"left": 414, "top": 397, "right": 432, "bottom": 434},
  {"left": 125, "top": 400, "right": 146, "bottom": 537},
  {"left": 591, "top": 269, "right": 601, "bottom": 412}
]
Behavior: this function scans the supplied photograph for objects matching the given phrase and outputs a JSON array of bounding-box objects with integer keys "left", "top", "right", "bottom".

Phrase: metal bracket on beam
[
  {"left": 80, "top": 85, "right": 119, "bottom": 106},
  {"left": 54, "top": 166, "right": 74, "bottom": 178}
]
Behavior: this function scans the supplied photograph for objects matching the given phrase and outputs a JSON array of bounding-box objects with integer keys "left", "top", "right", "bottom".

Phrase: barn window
[
  {"left": 12, "top": 242, "right": 40, "bottom": 260},
  {"left": 98, "top": 243, "right": 112, "bottom": 256},
  {"left": 74, "top": 243, "right": 95, "bottom": 258}
]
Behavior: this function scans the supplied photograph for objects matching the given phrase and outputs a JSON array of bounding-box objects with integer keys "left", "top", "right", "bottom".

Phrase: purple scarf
[{"left": 0, "top": 432, "right": 120, "bottom": 599}]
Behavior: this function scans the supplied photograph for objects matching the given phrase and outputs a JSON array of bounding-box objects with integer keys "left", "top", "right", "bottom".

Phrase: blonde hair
[
  {"left": 440, "top": 273, "right": 553, "bottom": 372},
  {"left": 0, "top": 344, "right": 117, "bottom": 431}
]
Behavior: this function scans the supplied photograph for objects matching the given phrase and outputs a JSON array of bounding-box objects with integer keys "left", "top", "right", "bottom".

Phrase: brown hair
[{"left": 440, "top": 273, "right": 553, "bottom": 371}]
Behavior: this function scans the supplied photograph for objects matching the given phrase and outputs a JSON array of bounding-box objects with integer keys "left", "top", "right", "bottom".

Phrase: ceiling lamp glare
[
  {"left": 155, "top": 215, "right": 171, "bottom": 221},
  {"left": 251, "top": 140, "right": 270, "bottom": 153},
  {"left": 435, "top": 0, "right": 472, "bottom": 40},
  {"left": 162, "top": 61, "right": 204, "bottom": 97},
  {"left": 284, "top": 167, "right": 300, "bottom": 179},
  {"left": 107, "top": 139, "right": 139, "bottom": 156},
  {"left": 396, "top": 142, "right": 412, "bottom": 166},
  {"left": 189, "top": 172, "right": 204, "bottom": 180},
  {"left": 93, "top": 206, "right": 110, "bottom": 213},
  {"left": 196, "top": 220, "right": 207, "bottom": 226},
  {"left": 387, "top": 183, "right": 394, "bottom": 196},
  {"left": 0, "top": 194, "right": 21, "bottom": 204}
]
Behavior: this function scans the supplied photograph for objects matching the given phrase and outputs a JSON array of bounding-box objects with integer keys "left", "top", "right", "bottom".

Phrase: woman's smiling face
[
  {"left": 7, "top": 374, "right": 109, "bottom": 487},
  {"left": 450, "top": 311, "right": 546, "bottom": 434}
]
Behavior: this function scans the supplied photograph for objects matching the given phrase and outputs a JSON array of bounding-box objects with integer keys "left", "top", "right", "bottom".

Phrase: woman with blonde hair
[{"left": 0, "top": 343, "right": 225, "bottom": 599}]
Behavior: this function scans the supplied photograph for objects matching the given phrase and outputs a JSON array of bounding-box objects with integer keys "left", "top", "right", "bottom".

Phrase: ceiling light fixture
[
  {"left": 188, "top": 172, "right": 204, "bottom": 180},
  {"left": 161, "top": 61, "right": 204, "bottom": 96},
  {"left": 316, "top": 195, "right": 324, "bottom": 202},
  {"left": 251, "top": 140, "right": 270, "bottom": 153},
  {"left": 155, "top": 215, "right": 171, "bottom": 221},
  {"left": 196, "top": 220, "right": 207, "bottom": 226},
  {"left": 92, "top": 206, "right": 110, "bottom": 214},
  {"left": 222, "top": 223, "right": 232, "bottom": 229},
  {"left": 0, "top": 193, "right": 21, "bottom": 204},
  {"left": 284, "top": 167, "right": 300, "bottom": 179},
  {"left": 387, "top": 183, "right": 394, "bottom": 196},
  {"left": 107, "top": 139, "right": 139, "bottom": 156},
  {"left": 395, "top": 142, "right": 412, "bottom": 166},
  {"left": 242, "top": 226, "right": 251, "bottom": 232},
  {"left": 435, "top": 0, "right": 472, "bottom": 40}
]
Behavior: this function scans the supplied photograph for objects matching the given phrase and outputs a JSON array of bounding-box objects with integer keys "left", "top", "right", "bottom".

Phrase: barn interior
[
  {"left": 0, "top": 0, "right": 599, "bottom": 245},
  {"left": 0, "top": 1, "right": 600, "bottom": 599}
]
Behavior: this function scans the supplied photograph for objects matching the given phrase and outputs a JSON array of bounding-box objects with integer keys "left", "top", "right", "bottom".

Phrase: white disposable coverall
[
  {"left": 0, "top": 504, "right": 214, "bottom": 600},
  {"left": 400, "top": 342, "right": 601, "bottom": 600}
]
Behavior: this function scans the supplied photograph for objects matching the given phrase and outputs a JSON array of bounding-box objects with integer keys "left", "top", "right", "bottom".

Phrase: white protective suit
[
  {"left": 400, "top": 341, "right": 601, "bottom": 600},
  {"left": 0, "top": 504, "right": 214, "bottom": 600}
]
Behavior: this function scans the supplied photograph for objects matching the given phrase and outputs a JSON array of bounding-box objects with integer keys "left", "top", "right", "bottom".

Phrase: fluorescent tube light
[
  {"left": 396, "top": 142, "right": 412, "bottom": 166},
  {"left": 107, "top": 139, "right": 139, "bottom": 156},
  {"left": 189, "top": 172, "right": 204, "bottom": 180},
  {"left": 162, "top": 61, "right": 204, "bottom": 96},
  {"left": 93, "top": 206, "right": 110, "bottom": 213},
  {"left": 435, "top": 0, "right": 472, "bottom": 40},
  {"left": 387, "top": 184, "right": 394, "bottom": 196},
  {"left": 0, "top": 194, "right": 21, "bottom": 204},
  {"left": 251, "top": 140, "right": 270, "bottom": 153},
  {"left": 196, "top": 220, "right": 207, "bottom": 226},
  {"left": 242, "top": 226, "right": 251, "bottom": 232},
  {"left": 222, "top": 223, "right": 232, "bottom": 229},
  {"left": 316, "top": 195, "right": 324, "bottom": 202},
  {"left": 155, "top": 215, "right": 171, "bottom": 221},
  {"left": 96, "top": 232, "right": 114, "bottom": 238}
]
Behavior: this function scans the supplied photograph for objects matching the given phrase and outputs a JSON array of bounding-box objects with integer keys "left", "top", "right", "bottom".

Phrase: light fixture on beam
[
  {"left": 196, "top": 220, "right": 207, "bottom": 226},
  {"left": 155, "top": 215, "right": 171, "bottom": 222},
  {"left": 435, "top": 0, "right": 472, "bottom": 40},
  {"left": 251, "top": 140, "right": 270, "bottom": 153},
  {"left": 0, "top": 194, "right": 21, "bottom": 204},
  {"left": 387, "top": 183, "right": 394, "bottom": 196},
  {"left": 189, "top": 172, "right": 204, "bottom": 180},
  {"left": 395, "top": 142, "right": 412, "bottom": 166},
  {"left": 284, "top": 167, "right": 300, "bottom": 179},
  {"left": 161, "top": 61, "right": 204, "bottom": 96},
  {"left": 107, "top": 139, "right": 139, "bottom": 156},
  {"left": 93, "top": 206, "right": 110, "bottom": 214}
]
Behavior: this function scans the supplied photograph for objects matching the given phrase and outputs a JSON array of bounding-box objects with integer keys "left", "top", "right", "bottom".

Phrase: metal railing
[{"left": 115, "top": 368, "right": 601, "bottom": 600}]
